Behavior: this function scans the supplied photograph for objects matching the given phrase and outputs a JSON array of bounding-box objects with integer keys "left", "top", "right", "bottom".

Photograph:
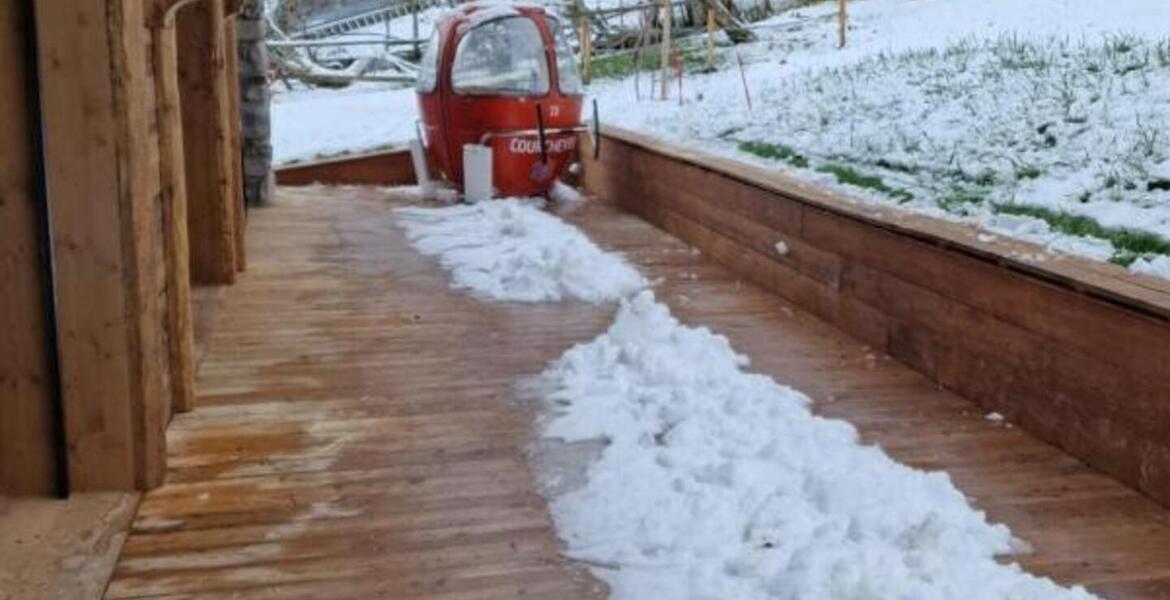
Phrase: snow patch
[
  {"left": 534, "top": 291, "right": 1099, "bottom": 600},
  {"left": 272, "top": 84, "right": 419, "bottom": 165},
  {"left": 394, "top": 199, "right": 645, "bottom": 302},
  {"left": 1131, "top": 255, "right": 1170, "bottom": 279},
  {"left": 550, "top": 181, "right": 586, "bottom": 204}
]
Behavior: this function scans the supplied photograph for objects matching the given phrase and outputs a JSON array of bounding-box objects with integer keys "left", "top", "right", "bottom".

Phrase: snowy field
[
  {"left": 274, "top": 0, "right": 1170, "bottom": 278},
  {"left": 392, "top": 199, "right": 1099, "bottom": 599},
  {"left": 592, "top": 0, "right": 1170, "bottom": 275},
  {"left": 272, "top": 82, "right": 419, "bottom": 164}
]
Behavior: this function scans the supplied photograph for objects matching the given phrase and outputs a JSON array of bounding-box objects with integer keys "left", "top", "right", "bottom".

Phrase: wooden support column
[
  {"left": 0, "top": 0, "right": 56, "bottom": 495},
  {"left": 224, "top": 15, "right": 247, "bottom": 271},
  {"left": 34, "top": 0, "right": 171, "bottom": 490},
  {"left": 153, "top": 12, "right": 196, "bottom": 414},
  {"left": 176, "top": 0, "right": 237, "bottom": 285}
]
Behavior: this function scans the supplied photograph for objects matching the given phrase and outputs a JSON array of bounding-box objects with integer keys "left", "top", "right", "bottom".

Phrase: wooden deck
[{"left": 105, "top": 186, "right": 1170, "bottom": 599}]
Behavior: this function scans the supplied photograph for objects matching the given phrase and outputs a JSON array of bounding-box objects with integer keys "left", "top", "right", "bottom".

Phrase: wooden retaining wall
[
  {"left": 276, "top": 149, "right": 417, "bottom": 187},
  {"left": 584, "top": 127, "right": 1170, "bottom": 508}
]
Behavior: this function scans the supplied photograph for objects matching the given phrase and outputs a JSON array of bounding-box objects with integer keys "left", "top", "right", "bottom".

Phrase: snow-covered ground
[
  {"left": 273, "top": 0, "right": 1170, "bottom": 276},
  {"left": 592, "top": 0, "right": 1170, "bottom": 271},
  {"left": 272, "top": 82, "right": 419, "bottom": 164},
  {"left": 535, "top": 290, "right": 1097, "bottom": 599},
  {"left": 394, "top": 198, "right": 646, "bottom": 302}
]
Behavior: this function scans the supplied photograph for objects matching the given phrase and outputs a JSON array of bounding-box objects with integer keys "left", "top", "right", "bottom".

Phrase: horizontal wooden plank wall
[
  {"left": 275, "top": 149, "right": 418, "bottom": 187},
  {"left": 0, "top": 0, "right": 56, "bottom": 495},
  {"left": 584, "top": 127, "right": 1170, "bottom": 508}
]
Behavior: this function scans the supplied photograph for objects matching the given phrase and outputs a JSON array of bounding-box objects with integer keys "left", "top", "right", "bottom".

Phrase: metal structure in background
[{"left": 265, "top": 0, "right": 770, "bottom": 91}]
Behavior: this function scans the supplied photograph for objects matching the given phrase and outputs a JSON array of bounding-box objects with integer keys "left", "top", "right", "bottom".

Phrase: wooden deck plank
[{"left": 107, "top": 187, "right": 1170, "bottom": 599}]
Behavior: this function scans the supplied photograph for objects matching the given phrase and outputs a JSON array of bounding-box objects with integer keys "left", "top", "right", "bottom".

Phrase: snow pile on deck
[
  {"left": 536, "top": 291, "right": 1099, "bottom": 600},
  {"left": 394, "top": 199, "right": 645, "bottom": 302}
]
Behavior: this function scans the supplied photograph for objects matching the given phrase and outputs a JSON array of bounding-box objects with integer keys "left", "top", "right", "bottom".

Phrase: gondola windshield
[
  {"left": 452, "top": 17, "right": 549, "bottom": 95},
  {"left": 550, "top": 21, "right": 583, "bottom": 94}
]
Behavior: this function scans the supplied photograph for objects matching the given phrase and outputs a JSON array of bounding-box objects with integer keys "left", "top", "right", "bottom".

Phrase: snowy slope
[
  {"left": 592, "top": 0, "right": 1170, "bottom": 272},
  {"left": 272, "top": 83, "right": 419, "bottom": 164}
]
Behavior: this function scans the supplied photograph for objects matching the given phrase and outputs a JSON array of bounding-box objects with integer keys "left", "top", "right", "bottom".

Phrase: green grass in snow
[
  {"left": 816, "top": 163, "right": 915, "bottom": 203},
  {"left": 994, "top": 204, "right": 1170, "bottom": 265},
  {"left": 737, "top": 141, "right": 809, "bottom": 168}
]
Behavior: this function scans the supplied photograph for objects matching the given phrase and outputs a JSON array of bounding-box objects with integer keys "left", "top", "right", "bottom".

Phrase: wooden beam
[
  {"left": 0, "top": 0, "right": 56, "bottom": 496},
  {"left": 224, "top": 16, "right": 247, "bottom": 271},
  {"left": 34, "top": 0, "right": 171, "bottom": 490},
  {"left": 153, "top": 17, "right": 197, "bottom": 414},
  {"left": 176, "top": 0, "right": 237, "bottom": 285}
]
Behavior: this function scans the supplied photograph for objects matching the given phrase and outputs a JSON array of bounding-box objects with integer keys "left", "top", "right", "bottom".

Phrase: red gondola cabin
[{"left": 415, "top": 2, "right": 593, "bottom": 199}]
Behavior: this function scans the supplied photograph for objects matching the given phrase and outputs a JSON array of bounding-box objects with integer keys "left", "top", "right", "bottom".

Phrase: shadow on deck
[{"left": 105, "top": 186, "right": 1170, "bottom": 599}]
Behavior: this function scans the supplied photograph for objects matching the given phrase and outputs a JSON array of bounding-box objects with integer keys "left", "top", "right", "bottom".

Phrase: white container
[
  {"left": 462, "top": 144, "right": 493, "bottom": 203},
  {"left": 409, "top": 139, "right": 432, "bottom": 197}
]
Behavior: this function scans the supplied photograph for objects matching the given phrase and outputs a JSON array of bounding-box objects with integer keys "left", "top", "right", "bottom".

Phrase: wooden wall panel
[
  {"left": 585, "top": 128, "right": 1170, "bottom": 507},
  {"left": 34, "top": 0, "right": 170, "bottom": 491},
  {"left": 0, "top": 0, "right": 56, "bottom": 495},
  {"left": 176, "top": 0, "right": 237, "bottom": 285}
]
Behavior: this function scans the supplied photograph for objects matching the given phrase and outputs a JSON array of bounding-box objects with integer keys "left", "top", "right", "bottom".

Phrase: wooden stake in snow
[
  {"left": 838, "top": 0, "right": 848, "bottom": 49},
  {"left": 734, "top": 49, "right": 752, "bottom": 112},
  {"left": 634, "top": 8, "right": 649, "bottom": 101},
  {"left": 660, "top": 0, "right": 672, "bottom": 100},
  {"left": 706, "top": 8, "right": 716, "bottom": 71},
  {"left": 674, "top": 47, "right": 683, "bottom": 106},
  {"left": 579, "top": 16, "right": 593, "bottom": 84},
  {"left": 412, "top": 0, "right": 421, "bottom": 59}
]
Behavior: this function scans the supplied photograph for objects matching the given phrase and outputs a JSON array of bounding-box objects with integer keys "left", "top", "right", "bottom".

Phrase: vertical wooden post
[
  {"left": 838, "top": 0, "right": 847, "bottom": 49},
  {"left": 580, "top": 16, "right": 593, "bottom": 84},
  {"left": 412, "top": 0, "right": 420, "bottom": 59},
  {"left": 153, "top": 16, "right": 196, "bottom": 415},
  {"left": 659, "top": 0, "right": 672, "bottom": 99},
  {"left": 35, "top": 0, "right": 171, "bottom": 491},
  {"left": 176, "top": 0, "right": 238, "bottom": 285},
  {"left": 224, "top": 16, "right": 246, "bottom": 272},
  {"left": 706, "top": 7, "right": 715, "bottom": 71}
]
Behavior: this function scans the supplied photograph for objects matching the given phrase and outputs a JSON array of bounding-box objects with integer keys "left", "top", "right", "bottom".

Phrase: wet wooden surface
[{"left": 106, "top": 187, "right": 1170, "bottom": 599}]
